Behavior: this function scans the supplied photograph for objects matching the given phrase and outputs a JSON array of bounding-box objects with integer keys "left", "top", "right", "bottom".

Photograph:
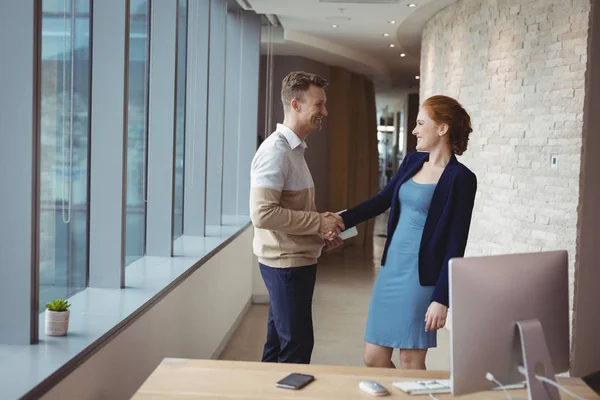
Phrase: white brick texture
[{"left": 420, "top": 0, "right": 591, "bottom": 311}]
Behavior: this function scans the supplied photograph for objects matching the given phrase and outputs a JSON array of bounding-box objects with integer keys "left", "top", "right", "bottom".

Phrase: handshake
[{"left": 319, "top": 212, "right": 346, "bottom": 240}]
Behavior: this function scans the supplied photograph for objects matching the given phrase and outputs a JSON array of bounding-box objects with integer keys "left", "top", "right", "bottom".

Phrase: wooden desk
[{"left": 132, "top": 359, "right": 599, "bottom": 399}]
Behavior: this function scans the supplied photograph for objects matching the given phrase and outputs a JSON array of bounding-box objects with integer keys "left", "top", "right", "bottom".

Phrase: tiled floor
[{"left": 219, "top": 215, "right": 451, "bottom": 371}]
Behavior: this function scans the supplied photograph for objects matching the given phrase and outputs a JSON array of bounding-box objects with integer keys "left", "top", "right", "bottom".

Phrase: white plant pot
[{"left": 45, "top": 310, "right": 70, "bottom": 336}]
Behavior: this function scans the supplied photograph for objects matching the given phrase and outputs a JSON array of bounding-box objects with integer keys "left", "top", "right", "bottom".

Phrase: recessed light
[
  {"left": 389, "top": 44, "right": 396, "bottom": 48},
  {"left": 326, "top": 16, "right": 351, "bottom": 21},
  {"left": 400, "top": 53, "right": 406, "bottom": 57},
  {"left": 332, "top": 24, "right": 338, "bottom": 28},
  {"left": 408, "top": 3, "right": 417, "bottom": 7},
  {"left": 388, "top": 20, "right": 396, "bottom": 24},
  {"left": 382, "top": 33, "right": 390, "bottom": 37},
  {"left": 415, "top": 75, "right": 420, "bottom": 79}
]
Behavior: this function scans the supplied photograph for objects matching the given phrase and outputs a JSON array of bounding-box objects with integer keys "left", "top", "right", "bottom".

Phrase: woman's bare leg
[
  {"left": 399, "top": 349, "right": 428, "bottom": 370},
  {"left": 363, "top": 342, "right": 396, "bottom": 368}
]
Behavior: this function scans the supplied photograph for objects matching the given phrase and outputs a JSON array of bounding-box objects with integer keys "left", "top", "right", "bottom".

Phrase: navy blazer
[{"left": 340, "top": 151, "right": 477, "bottom": 307}]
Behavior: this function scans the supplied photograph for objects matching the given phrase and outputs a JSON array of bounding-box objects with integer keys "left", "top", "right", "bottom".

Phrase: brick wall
[{"left": 420, "top": 0, "right": 590, "bottom": 311}]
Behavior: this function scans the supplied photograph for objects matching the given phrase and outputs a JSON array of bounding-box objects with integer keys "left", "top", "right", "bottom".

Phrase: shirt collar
[{"left": 277, "top": 123, "right": 307, "bottom": 150}]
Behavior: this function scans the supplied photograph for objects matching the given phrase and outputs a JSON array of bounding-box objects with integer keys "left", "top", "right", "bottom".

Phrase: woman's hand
[
  {"left": 425, "top": 301, "right": 448, "bottom": 332},
  {"left": 323, "top": 236, "right": 343, "bottom": 252}
]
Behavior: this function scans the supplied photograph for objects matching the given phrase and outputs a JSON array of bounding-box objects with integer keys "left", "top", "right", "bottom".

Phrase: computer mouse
[{"left": 359, "top": 380, "right": 389, "bottom": 396}]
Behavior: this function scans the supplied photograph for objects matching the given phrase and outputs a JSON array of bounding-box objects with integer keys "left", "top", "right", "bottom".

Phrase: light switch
[{"left": 551, "top": 155, "right": 558, "bottom": 169}]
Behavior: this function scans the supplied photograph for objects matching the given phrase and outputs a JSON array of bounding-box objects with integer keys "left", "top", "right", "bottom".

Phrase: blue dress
[{"left": 365, "top": 178, "right": 437, "bottom": 349}]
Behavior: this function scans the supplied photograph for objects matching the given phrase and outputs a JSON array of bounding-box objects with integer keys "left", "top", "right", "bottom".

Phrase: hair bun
[
  {"left": 462, "top": 111, "right": 473, "bottom": 135},
  {"left": 422, "top": 95, "right": 472, "bottom": 155}
]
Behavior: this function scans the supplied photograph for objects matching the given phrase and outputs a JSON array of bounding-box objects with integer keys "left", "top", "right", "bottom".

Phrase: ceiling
[{"left": 237, "top": 0, "right": 457, "bottom": 91}]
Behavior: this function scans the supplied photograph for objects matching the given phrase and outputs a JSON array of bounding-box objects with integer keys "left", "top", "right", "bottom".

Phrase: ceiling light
[
  {"left": 407, "top": 3, "right": 417, "bottom": 7},
  {"left": 383, "top": 33, "right": 390, "bottom": 37},
  {"left": 388, "top": 20, "right": 396, "bottom": 24},
  {"left": 325, "top": 16, "right": 351, "bottom": 21},
  {"left": 400, "top": 53, "right": 406, "bottom": 57},
  {"left": 332, "top": 24, "right": 338, "bottom": 28},
  {"left": 389, "top": 44, "right": 395, "bottom": 48},
  {"left": 415, "top": 75, "right": 420, "bottom": 79}
]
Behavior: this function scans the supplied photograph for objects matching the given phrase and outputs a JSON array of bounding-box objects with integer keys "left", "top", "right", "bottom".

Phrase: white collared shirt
[
  {"left": 276, "top": 123, "right": 307, "bottom": 150},
  {"left": 251, "top": 123, "right": 314, "bottom": 192}
]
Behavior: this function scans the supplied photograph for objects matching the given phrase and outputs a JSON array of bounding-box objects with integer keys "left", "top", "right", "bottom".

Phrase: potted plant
[{"left": 45, "top": 299, "right": 71, "bottom": 336}]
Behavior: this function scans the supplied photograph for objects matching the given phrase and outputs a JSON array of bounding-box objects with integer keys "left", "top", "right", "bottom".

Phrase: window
[
  {"left": 173, "top": 0, "right": 188, "bottom": 239},
  {"left": 222, "top": 6, "right": 243, "bottom": 222},
  {"left": 126, "top": 0, "right": 151, "bottom": 265},
  {"left": 1, "top": 0, "right": 261, "bottom": 385},
  {"left": 39, "top": 0, "right": 92, "bottom": 311}
]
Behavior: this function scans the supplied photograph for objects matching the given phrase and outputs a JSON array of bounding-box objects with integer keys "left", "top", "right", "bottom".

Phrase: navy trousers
[{"left": 259, "top": 263, "right": 317, "bottom": 364}]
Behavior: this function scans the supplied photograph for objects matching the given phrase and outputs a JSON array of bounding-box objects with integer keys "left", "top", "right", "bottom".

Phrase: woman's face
[{"left": 412, "top": 107, "right": 447, "bottom": 152}]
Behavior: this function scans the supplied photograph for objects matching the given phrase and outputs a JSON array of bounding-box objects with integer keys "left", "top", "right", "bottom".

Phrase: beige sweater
[{"left": 250, "top": 124, "right": 324, "bottom": 268}]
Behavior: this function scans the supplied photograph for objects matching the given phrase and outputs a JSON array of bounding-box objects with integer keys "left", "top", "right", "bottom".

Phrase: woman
[{"left": 339, "top": 95, "right": 477, "bottom": 370}]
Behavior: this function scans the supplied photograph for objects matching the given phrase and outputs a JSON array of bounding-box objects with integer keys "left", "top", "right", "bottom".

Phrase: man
[{"left": 250, "top": 71, "right": 345, "bottom": 364}]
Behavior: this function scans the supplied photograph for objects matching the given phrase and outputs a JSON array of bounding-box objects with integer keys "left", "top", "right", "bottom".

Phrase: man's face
[{"left": 297, "top": 85, "right": 328, "bottom": 133}]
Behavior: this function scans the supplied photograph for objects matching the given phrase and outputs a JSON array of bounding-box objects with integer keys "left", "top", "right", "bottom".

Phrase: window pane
[
  {"left": 173, "top": 0, "right": 188, "bottom": 239},
  {"left": 39, "top": 0, "right": 91, "bottom": 311},
  {"left": 126, "top": 0, "right": 151, "bottom": 265},
  {"left": 222, "top": 7, "right": 242, "bottom": 222}
]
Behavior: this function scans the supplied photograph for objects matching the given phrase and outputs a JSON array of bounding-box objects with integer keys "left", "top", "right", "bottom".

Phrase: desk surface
[{"left": 132, "top": 359, "right": 598, "bottom": 399}]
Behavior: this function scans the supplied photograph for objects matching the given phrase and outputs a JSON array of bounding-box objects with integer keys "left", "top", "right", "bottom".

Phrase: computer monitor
[{"left": 449, "top": 250, "right": 570, "bottom": 399}]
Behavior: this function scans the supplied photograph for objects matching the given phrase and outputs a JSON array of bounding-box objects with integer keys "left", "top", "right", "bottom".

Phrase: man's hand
[
  {"left": 319, "top": 212, "right": 345, "bottom": 239},
  {"left": 425, "top": 301, "right": 448, "bottom": 332},
  {"left": 323, "top": 236, "right": 343, "bottom": 252}
]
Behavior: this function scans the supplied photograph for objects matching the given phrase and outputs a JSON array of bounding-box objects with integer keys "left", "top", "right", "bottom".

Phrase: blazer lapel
[
  {"left": 420, "top": 155, "right": 458, "bottom": 248},
  {"left": 401, "top": 152, "right": 429, "bottom": 186}
]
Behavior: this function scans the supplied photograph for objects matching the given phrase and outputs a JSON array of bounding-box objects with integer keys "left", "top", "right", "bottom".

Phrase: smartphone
[
  {"left": 276, "top": 373, "right": 315, "bottom": 390},
  {"left": 335, "top": 210, "right": 358, "bottom": 240}
]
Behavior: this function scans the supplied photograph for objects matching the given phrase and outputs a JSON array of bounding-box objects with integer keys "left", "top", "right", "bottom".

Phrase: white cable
[
  {"left": 535, "top": 375, "right": 585, "bottom": 400},
  {"left": 428, "top": 392, "right": 439, "bottom": 400},
  {"left": 486, "top": 372, "right": 513, "bottom": 400},
  {"left": 517, "top": 366, "right": 585, "bottom": 400}
]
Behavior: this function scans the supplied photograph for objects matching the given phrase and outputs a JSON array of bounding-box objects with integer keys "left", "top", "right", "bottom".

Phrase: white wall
[
  {"left": 571, "top": 0, "right": 600, "bottom": 378},
  {"left": 42, "top": 227, "right": 255, "bottom": 400},
  {"left": 421, "top": 0, "right": 591, "bottom": 316}
]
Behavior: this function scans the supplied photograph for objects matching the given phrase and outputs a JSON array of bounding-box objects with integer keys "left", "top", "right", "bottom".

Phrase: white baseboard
[
  {"left": 252, "top": 294, "right": 269, "bottom": 304},
  {"left": 211, "top": 297, "right": 252, "bottom": 360}
]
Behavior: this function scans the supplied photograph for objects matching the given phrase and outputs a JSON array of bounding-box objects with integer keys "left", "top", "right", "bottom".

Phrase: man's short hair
[{"left": 281, "top": 71, "right": 329, "bottom": 110}]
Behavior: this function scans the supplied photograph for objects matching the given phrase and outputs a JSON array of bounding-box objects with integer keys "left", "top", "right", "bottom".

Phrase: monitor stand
[{"left": 516, "top": 319, "right": 561, "bottom": 400}]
